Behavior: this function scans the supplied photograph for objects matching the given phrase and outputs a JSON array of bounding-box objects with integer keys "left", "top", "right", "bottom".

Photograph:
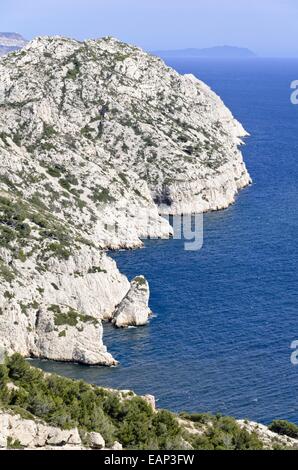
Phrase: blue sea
[{"left": 34, "top": 58, "right": 298, "bottom": 425}]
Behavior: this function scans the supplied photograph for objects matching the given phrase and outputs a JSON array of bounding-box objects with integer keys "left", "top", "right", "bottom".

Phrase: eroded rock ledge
[
  {"left": 0, "top": 36, "right": 251, "bottom": 364},
  {"left": 0, "top": 411, "right": 119, "bottom": 450}
]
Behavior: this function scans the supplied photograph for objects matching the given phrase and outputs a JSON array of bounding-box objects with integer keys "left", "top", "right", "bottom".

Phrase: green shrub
[
  {"left": 0, "top": 260, "right": 15, "bottom": 282},
  {"left": 0, "top": 354, "right": 184, "bottom": 449},
  {"left": 43, "top": 124, "right": 56, "bottom": 139},
  {"left": 179, "top": 412, "right": 213, "bottom": 424},
  {"left": 7, "top": 437, "right": 23, "bottom": 449},
  {"left": 80, "top": 125, "right": 94, "bottom": 140},
  {"left": 0, "top": 355, "right": 269, "bottom": 451},
  {"left": 66, "top": 58, "right": 81, "bottom": 79},
  {"left": 92, "top": 187, "right": 115, "bottom": 204},
  {"left": 53, "top": 307, "right": 79, "bottom": 327},
  {"left": 134, "top": 276, "right": 147, "bottom": 287},
  {"left": 87, "top": 266, "right": 107, "bottom": 274},
  {"left": 47, "top": 166, "right": 62, "bottom": 178},
  {"left": 269, "top": 420, "right": 298, "bottom": 439},
  {"left": 187, "top": 415, "right": 263, "bottom": 450},
  {"left": 47, "top": 242, "right": 71, "bottom": 260},
  {"left": 17, "top": 249, "right": 27, "bottom": 262}
]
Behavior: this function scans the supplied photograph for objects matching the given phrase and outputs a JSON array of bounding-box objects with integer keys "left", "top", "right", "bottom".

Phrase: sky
[{"left": 1, "top": 0, "right": 298, "bottom": 57}]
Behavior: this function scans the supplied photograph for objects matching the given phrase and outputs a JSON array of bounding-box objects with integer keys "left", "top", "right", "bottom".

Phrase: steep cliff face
[{"left": 0, "top": 36, "right": 251, "bottom": 364}]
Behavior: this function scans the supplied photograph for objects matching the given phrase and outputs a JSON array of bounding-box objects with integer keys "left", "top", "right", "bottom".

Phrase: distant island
[
  {"left": 152, "top": 45, "right": 256, "bottom": 59},
  {"left": 0, "top": 32, "right": 28, "bottom": 56}
]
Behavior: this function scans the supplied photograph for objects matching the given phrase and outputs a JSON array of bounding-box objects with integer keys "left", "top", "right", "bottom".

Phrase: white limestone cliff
[
  {"left": 0, "top": 411, "right": 109, "bottom": 450},
  {"left": 0, "top": 36, "right": 251, "bottom": 364}
]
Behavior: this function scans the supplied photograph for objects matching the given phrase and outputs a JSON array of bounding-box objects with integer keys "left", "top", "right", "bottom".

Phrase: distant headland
[
  {"left": 152, "top": 45, "right": 257, "bottom": 59},
  {"left": 0, "top": 32, "right": 28, "bottom": 56}
]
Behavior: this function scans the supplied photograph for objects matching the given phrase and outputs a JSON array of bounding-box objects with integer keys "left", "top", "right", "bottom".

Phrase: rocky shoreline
[{"left": 0, "top": 35, "right": 250, "bottom": 365}]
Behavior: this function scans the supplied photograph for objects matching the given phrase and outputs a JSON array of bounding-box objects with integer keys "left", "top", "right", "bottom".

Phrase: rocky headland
[
  {"left": 1, "top": 35, "right": 297, "bottom": 453},
  {"left": 0, "top": 35, "right": 250, "bottom": 365}
]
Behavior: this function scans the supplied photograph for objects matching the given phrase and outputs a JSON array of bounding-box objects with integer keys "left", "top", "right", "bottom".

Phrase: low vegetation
[
  {"left": 0, "top": 354, "right": 183, "bottom": 449},
  {"left": 0, "top": 355, "right": 280, "bottom": 450},
  {"left": 0, "top": 191, "right": 92, "bottom": 275},
  {"left": 179, "top": 412, "right": 263, "bottom": 450},
  {"left": 48, "top": 305, "right": 99, "bottom": 327},
  {"left": 269, "top": 420, "right": 298, "bottom": 439}
]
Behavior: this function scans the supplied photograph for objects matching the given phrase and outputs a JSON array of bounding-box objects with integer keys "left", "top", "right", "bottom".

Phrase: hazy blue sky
[{"left": 2, "top": 0, "right": 298, "bottom": 56}]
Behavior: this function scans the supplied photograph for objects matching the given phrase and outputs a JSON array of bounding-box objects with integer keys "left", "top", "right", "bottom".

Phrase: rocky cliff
[
  {"left": 0, "top": 411, "right": 106, "bottom": 450},
  {"left": 0, "top": 33, "right": 27, "bottom": 56},
  {"left": 0, "top": 36, "right": 251, "bottom": 365}
]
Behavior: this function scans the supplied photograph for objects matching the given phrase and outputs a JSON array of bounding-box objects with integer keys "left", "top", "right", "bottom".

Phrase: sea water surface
[{"left": 35, "top": 58, "right": 298, "bottom": 424}]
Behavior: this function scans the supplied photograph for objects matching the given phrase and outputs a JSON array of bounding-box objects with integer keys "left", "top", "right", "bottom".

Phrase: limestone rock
[
  {"left": 112, "top": 276, "right": 151, "bottom": 327},
  {"left": 0, "top": 412, "right": 86, "bottom": 449},
  {"left": 46, "top": 427, "right": 81, "bottom": 446},
  {"left": 143, "top": 394, "right": 156, "bottom": 411},
  {"left": 32, "top": 305, "right": 117, "bottom": 366},
  {"left": 0, "top": 249, "right": 124, "bottom": 366},
  {"left": 237, "top": 420, "right": 298, "bottom": 450},
  {"left": 88, "top": 432, "right": 105, "bottom": 449},
  {"left": 111, "top": 441, "right": 123, "bottom": 450}
]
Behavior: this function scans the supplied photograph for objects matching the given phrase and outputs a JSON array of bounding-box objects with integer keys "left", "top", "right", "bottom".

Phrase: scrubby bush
[
  {"left": 0, "top": 356, "right": 272, "bottom": 450},
  {"left": 269, "top": 420, "right": 298, "bottom": 439},
  {"left": 0, "top": 354, "right": 183, "bottom": 449},
  {"left": 183, "top": 414, "right": 263, "bottom": 450}
]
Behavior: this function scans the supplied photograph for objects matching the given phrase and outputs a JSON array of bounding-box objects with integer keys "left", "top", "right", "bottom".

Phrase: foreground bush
[
  {"left": 0, "top": 354, "right": 183, "bottom": 449},
  {"left": 0, "top": 355, "right": 270, "bottom": 450}
]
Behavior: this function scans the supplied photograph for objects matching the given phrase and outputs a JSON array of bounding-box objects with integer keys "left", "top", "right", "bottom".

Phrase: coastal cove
[{"left": 34, "top": 58, "right": 298, "bottom": 425}]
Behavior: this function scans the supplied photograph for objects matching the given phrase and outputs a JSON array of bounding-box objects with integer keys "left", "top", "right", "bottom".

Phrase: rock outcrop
[
  {"left": 0, "top": 411, "right": 109, "bottom": 450},
  {"left": 1, "top": 408, "right": 297, "bottom": 451},
  {"left": 178, "top": 416, "right": 298, "bottom": 451},
  {"left": 237, "top": 420, "right": 298, "bottom": 450},
  {"left": 0, "top": 35, "right": 251, "bottom": 364},
  {"left": 0, "top": 248, "right": 128, "bottom": 365},
  {"left": 112, "top": 276, "right": 151, "bottom": 327}
]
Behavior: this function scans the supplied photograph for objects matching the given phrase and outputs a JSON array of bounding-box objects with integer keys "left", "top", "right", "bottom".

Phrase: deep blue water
[{"left": 34, "top": 59, "right": 298, "bottom": 425}]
